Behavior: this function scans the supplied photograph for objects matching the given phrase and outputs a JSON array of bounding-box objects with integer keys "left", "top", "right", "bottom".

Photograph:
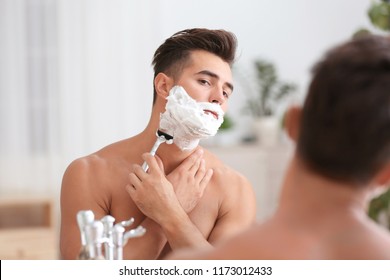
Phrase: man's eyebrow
[{"left": 196, "top": 70, "right": 234, "bottom": 92}]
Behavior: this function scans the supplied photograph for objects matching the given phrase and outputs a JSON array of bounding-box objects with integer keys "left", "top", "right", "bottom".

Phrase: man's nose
[{"left": 210, "top": 87, "right": 225, "bottom": 105}]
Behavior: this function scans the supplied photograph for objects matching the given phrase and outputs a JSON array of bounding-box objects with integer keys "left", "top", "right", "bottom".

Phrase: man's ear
[
  {"left": 154, "top": 73, "right": 174, "bottom": 99},
  {"left": 284, "top": 105, "right": 302, "bottom": 142},
  {"left": 373, "top": 163, "right": 390, "bottom": 186}
]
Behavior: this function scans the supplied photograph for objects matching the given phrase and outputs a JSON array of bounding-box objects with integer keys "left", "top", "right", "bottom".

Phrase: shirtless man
[
  {"left": 170, "top": 35, "right": 390, "bottom": 259},
  {"left": 60, "top": 28, "right": 256, "bottom": 259}
]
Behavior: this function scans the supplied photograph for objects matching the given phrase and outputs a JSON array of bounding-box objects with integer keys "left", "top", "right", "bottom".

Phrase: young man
[
  {"left": 60, "top": 28, "right": 256, "bottom": 259},
  {"left": 170, "top": 35, "right": 390, "bottom": 259}
]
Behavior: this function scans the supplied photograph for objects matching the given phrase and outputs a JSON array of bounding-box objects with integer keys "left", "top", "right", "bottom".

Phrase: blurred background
[{"left": 0, "top": 0, "right": 386, "bottom": 259}]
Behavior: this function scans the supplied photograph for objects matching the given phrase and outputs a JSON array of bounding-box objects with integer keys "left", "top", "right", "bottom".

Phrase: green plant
[
  {"left": 219, "top": 114, "right": 234, "bottom": 130},
  {"left": 242, "top": 59, "right": 297, "bottom": 118},
  {"left": 354, "top": 0, "right": 390, "bottom": 38},
  {"left": 368, "top": 0, "right": 390, "bottom": 31},
  {"left": 369, "top": 189, "right": 390, "bottom": 229}
]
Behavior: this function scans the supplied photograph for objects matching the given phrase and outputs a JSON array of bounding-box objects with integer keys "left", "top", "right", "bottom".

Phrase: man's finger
[
  {"left": 128, "top": 172, "right": 141, "bottom": 189},
  {"left": 132, "top": 164, "right": 148, "bottom": 180},
  {"left": 199, "top": 169, "right": 213, "bottom": 192},
  {"left": 155, "top": 155, "right": 165, "bottom": 173},
  {"left": 142, "top": 153, "right": 163, "bottom": 175},
  {"left": 125, "top": 183, "right": 136, "bottom": 194},
  {"left": 174, "top": 148, "right": 203, "bottom": 174},
  {"left": 194, "top": 159, "right": 206, "bottom": 182}
]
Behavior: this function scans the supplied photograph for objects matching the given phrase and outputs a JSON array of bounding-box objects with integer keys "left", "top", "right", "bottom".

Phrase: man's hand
[
  {"left": 126, "top": 153, "right": 181, "bottom": 224},
  {"left": 126, "top": 149, "right": 213, "bottom": 223},
  {"left": 159, "top": 149, "right": 213, "bottom": 213}
]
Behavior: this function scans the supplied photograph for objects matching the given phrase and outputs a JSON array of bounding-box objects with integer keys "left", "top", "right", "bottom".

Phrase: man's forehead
[{"left": 187, "top": 51, "right": 233, "bottom": 79}]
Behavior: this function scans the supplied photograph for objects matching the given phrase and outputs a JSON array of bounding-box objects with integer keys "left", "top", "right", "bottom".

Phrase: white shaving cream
[{"left": 159, "top": 85, "right": 225, "bottom": 151}]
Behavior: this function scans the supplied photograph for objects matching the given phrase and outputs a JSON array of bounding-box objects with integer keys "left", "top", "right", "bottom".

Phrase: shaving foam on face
[{"left": 159, "top": 85, "right": 225, "bottom": 151}]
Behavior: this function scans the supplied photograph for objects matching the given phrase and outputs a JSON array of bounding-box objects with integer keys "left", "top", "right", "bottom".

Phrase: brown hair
[
  {"left": 297, "top": 35, "right": 390, "bottom": 185},
  {"left": 151, "top": 28, "right": 237, "bottom": 103}
]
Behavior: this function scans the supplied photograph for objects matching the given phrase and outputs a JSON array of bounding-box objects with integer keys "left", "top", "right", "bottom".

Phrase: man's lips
[{"left": 203, "top": 110, "right": 219, "bottom": 120}]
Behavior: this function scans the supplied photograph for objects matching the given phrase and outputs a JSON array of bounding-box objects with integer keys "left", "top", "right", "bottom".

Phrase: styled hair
[
  {"left": 297, "top": 35, "right": 390, "bottom": 185},
  {"left": 151, "top": 28, "right": 237, "bottom": 103}
]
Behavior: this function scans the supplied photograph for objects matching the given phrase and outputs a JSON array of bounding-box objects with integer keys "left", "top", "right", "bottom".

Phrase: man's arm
[
  {"left": 124, "top": 149, "right": 218, "bottom": 257},
  {"left": 165, "top": 171, "right": 257, "bottom": 260},
  {"left": 60, "top": 158, "right": 109, "bottom": 259},
  {"left": 126, "top": 151, "right": 215, "bottom": 251},
  {"left": 126, "top": 151, "right": 257, "bottom": 252},
  {"left": 60, "top": 157, "right": 168, "bottom": 260},
  {"left": 158, "top": 156, "right": 257, "bottom": 250},
  {"left": 206, "top": 169, "right": 257, "bottom": 245}
]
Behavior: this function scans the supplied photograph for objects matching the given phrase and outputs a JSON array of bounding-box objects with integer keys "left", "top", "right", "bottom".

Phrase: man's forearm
[
  {"left": 123, "top": 218, "right": 167, "bottom": 259},
  {"left": 160, "top": 208, "right": 213, "bottom": 251}
]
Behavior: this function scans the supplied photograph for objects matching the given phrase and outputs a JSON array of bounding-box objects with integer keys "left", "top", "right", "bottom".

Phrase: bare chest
[{"left": 110, "top": 183, "right": 220, "bottom": 234}]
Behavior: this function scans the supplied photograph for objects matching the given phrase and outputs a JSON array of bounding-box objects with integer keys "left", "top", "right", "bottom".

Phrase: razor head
[
  {"left": 157, "top": 130, "right": 173, "bottom": 140},
  {"left": 157, "top": 130, "right": 173, "bottom": 144}
]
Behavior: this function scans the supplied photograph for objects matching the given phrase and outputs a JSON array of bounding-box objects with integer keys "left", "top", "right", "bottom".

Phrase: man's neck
[
  {"left": 156, "top": 142, "right": 194, "bottom": 174},
  {"left": 139, "top": 125, "right": 195, "bottom": 175},
  {"left": 277, "top": 155, "right": 372, "bottom": 222}
]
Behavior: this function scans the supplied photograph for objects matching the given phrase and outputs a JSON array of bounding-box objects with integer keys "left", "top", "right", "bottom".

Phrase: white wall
[{"left": 0, "top": 0, "right": 374, "bottom": 195}]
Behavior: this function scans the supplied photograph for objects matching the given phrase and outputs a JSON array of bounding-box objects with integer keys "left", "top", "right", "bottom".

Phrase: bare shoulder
[
  {"left": 203, "top": 148, "right": 257, "bottom": 224},
  {"left": 60, "top": 149, "right": 115, "bottom": 259},
  {"left": 61, "top": 139, "right": 133, "bottom": 208},
  {"left": 64, "top": 138, "right": 133, "bottom": 178},
  {"left": 61, "top": 153, "right": 110, "bottom": 212},
  {"left": 63, "top": 153, "right": 105, "bottom": 189},
  {"left": 354, "top": 220, "right": 390, "bottom": 259},
  {"left": 203, "top": 148, "right": 254, "bottom": 196},
  {"left": 60, "top": 137, "right": 146, "bottom": 259},
  {"left": 63, "top": 147, "right": 112, "bottom": 188}
]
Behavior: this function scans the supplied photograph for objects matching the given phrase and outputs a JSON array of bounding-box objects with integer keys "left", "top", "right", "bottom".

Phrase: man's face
[{"left": 174, "top": 50, "right": 233, "bottom": 117}]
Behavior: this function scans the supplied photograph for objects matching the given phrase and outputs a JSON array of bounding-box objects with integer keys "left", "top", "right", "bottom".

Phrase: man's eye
[
  {"left": 223, "top": 91, "right": 230, "bottom": 98},
  {"left": 199, "top": 79, "right": 210, "bottom": 85}
]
